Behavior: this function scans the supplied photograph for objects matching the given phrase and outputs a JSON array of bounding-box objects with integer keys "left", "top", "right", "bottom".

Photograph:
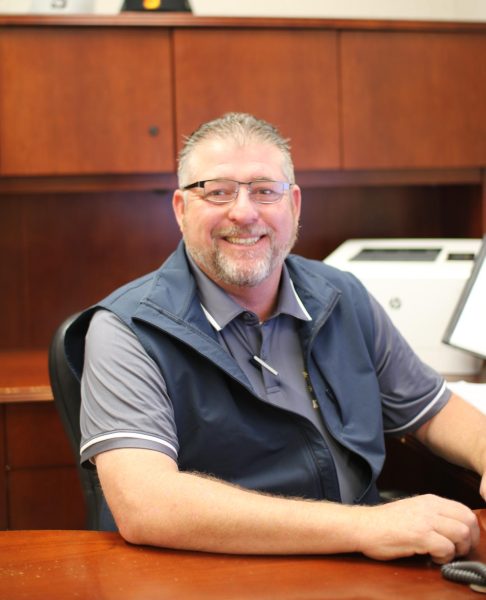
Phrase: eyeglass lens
[{"left": 203, "top": 180, "right": 286, "bottom": 204}]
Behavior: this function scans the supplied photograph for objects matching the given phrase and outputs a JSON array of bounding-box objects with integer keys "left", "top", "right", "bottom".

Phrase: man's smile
[
  {"left": 223, "top": 235, "right": 264, "bottom": 246},
  {"left": 215, "top": 227, "right": 270, "bottom": 249}
]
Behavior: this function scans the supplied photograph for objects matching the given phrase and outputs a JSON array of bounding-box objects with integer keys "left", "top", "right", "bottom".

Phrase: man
[{"left": 68, "top": 112, "right": 485, "bottom": 563}]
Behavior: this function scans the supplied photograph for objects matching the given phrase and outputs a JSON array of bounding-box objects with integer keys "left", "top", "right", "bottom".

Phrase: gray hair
[{"left": 177, "top": 112, "right": 295, "bottom": 187}]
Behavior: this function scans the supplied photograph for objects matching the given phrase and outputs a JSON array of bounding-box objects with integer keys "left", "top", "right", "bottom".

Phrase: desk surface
[{"left": 1, "top": 511, "right": 486, "bottom": 600}]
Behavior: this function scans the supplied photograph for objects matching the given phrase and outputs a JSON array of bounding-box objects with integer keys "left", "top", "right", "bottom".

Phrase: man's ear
[
  {"left": 291, "top": 184, "right": 302, "bottom": 220},
  {"left": 172, "top": 189, "right": 186, "bottom": 233}
]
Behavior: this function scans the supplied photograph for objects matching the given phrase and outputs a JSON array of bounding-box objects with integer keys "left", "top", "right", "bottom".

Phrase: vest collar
[{"left": 140, "top": 241, "right": 341, "bottom": 326}]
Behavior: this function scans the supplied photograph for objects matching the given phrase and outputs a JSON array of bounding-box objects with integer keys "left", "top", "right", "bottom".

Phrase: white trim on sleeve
[
  {"left": 80, "top": 432, "right": 178, "bottom": 457},
  {"left": 384, "top": 381, "right": 448, "bottom": 434}
]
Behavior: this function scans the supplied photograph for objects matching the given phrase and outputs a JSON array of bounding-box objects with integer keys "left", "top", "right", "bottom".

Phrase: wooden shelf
[
  {"left": 296, "top": 168, "right": 483, "bottom": 188},
  {"left": 0, "top": 173, "right": 177, "bottom": 195},
  {"left": 2, "top": 12, "right": 486, "bottom": 33},
  {"left": 0, "top": 351, "right": 51, "bottom": 403}
]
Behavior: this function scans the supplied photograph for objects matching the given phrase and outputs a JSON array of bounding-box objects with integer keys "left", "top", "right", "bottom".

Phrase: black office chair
[{"left": 48, "top": 313, "right": 115, "bottom": 531}]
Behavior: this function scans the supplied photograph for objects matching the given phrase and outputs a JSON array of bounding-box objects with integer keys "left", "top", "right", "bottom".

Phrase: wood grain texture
[
  {"left": 0, "top": 351, "right": 50, "bottom": 403},
  {"left": 1, "top": 520, "right": 485, "bottom": 599},
  {"left": 7, "top": 467, "right": 85, "bottom": 530},
  {"left": 0, "top": 27, "right": 175, "bottom": 176},
  {"left": 174, "top": 28, "right": 340, "bottom": 170},
  {"left": 0, "top": 408, "right": 5, "bottom": 529},
  {"left": 341, "top": 31, "right": 486, "bottom": 168}
]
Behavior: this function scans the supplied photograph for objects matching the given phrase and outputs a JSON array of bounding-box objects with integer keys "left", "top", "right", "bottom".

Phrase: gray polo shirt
[{"left": 80, "top": 260, "right": 450, "bottom": 503}]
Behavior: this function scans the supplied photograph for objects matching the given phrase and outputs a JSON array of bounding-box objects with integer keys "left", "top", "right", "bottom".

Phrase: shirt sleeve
[
  {"left": 368, "top": 293, "right": 451, "bottom": 434},
  {"left": 80, "top": 309, "right": 179, "bottom": 465}
]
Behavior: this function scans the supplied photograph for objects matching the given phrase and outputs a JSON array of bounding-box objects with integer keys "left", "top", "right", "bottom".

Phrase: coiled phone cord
[{"left": 441, "top": 561, "right": 486, "bottom": 592}]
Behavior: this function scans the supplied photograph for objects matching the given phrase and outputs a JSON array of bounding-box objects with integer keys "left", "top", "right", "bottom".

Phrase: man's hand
[{"left": 356, "top": 494, "right": 480, "bottom": 564}]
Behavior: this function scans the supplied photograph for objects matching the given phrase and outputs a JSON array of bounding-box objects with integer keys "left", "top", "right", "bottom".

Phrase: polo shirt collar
[{"left": 186, "top": 253, "right": 312, "bottom": 331}]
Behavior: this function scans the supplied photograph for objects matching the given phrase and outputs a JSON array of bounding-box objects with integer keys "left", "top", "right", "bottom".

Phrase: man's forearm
[
  {"left": 97, "top": 449, "right": 362, "bottom": 554},
  {"left": 96, "top": 448, "right": 479, "bottom": 563},
  {"left": 414, "top": 393, "right": 486, "bottom": 484}
]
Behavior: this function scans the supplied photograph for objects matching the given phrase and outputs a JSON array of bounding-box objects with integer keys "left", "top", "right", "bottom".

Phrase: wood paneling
[
  {"left": 174, "top": 28, "right": 340, "bottom": 170},
  {"left": 0, "top": 27, "right": 174, "bottom": 176},
  {"left": 0, "top": 351, "right": 51, "bottom": 403},
  {"left": 341, "top": 31, "right": 486, "bottom": 168},
  {"left": 0, "top": 184, "right": 481, "bottom": 351},
  {"left": 0, "top": 407, "right": 6, "bottom": 529},
  {"left": 294, "top": 184, "right": 482, "bottom": 260},
  {"left": 379, "top": 436, "right": 483, "bottom": 509},
  {"left": 440, "top": 184, "right": 484, "bottom": 237},
  {"left": 8, "top": 467, "right": 85, "bottom": 530},
  {"left": 6, "top": 404, "right": 72, "bottom": 468},
  {"left": 0, "top": 197, "right": 26, "bottom": 347},
  {"left": 3, "top": 404, "right": 85, "bottom": 529},
  {"left": 0, "top": 191, "right": 181, "bottom": 349}
]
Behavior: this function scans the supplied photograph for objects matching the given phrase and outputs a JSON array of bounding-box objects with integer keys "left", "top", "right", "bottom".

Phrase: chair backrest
[{"left": 48, "top": 313, "right": 105, "bottom": 530}]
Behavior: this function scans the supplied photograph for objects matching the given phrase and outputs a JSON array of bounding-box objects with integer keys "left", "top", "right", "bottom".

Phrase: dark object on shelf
[{"left": 122, "top": 0, "right": 191, "bottom": 11}]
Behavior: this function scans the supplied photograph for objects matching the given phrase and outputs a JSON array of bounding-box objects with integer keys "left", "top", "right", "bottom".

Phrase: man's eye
[
  {"left": 253, "top": 187, "right": 273, "bottom": 195},
  {"left": 207, "top": 188, "right": 229, "bottom": 197}
]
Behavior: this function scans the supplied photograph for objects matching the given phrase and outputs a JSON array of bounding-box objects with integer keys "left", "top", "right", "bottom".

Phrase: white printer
[{"left": 324, "top": 238, "right": 482, "bottom": 374}]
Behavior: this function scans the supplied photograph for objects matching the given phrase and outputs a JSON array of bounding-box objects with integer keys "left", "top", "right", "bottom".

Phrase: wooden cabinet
[
  {"left": 0, "top": 352, "right": 85, "bottom": 530},
  {"left": 1, "top": 16, "right": 485, "bottom": 178},
  {"left": 174, "top": 28, "right": 340, "bottom": 170},
  {"left": 341, "top": 31, "right": 486, "bottom": 169},
  {"left": 0, "top": 27, "right": 174, "bottom": 176},
  {"left": 3, "top": 403, "right": 86, "bottom": 530}
]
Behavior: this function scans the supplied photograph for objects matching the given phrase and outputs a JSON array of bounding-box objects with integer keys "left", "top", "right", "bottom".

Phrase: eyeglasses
[{"left": 182, "top": 179, "right": 292, "bottom": 205}]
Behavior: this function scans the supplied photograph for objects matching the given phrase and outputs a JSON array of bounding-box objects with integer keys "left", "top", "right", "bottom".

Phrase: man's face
[{"left": 172, "top": 137, "right": 301, "bottom": 291}]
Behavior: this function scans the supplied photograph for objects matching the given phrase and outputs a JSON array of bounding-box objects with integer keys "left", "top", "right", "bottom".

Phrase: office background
[{"left": 0, "top": 8, "right": 485, "bottom": 529}]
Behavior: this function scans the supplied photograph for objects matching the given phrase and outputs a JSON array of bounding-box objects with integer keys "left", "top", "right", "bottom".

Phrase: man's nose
[{"left": 226, "top": 185, "right": 259, "bottom": 222}]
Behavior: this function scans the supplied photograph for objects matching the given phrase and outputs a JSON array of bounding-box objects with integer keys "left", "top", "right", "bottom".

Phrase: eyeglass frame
[{"left": 181, "top": 178, "right": 293, "bottom": 205}]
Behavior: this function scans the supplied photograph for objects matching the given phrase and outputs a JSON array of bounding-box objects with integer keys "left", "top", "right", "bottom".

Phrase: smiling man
[
  {"left": 173, "top": 130, "right": 301, "bottom": 318},
  {"left": 68, "top": 113, "right": 486, "bottom": 564}
]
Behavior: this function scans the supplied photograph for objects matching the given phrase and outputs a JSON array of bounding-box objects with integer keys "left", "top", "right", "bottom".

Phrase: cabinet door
[
  {"left": 0, "top": 27, "right": 174, "bottom": 176},
  {"left": 174, "top": 28, "right": 340, "bottom": 171},
  {"left": 341, "top": 31, "right": 486, "bottom": 169}
]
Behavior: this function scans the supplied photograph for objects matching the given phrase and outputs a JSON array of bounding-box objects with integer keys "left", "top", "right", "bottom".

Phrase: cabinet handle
[{"left": 148, "top": 126, "right": 160, "bottom": 137}]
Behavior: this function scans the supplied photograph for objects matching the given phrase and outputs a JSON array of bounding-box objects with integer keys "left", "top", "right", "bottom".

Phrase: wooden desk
[{"left": 1, "top": 512, "right": 486, "bottom": 599}]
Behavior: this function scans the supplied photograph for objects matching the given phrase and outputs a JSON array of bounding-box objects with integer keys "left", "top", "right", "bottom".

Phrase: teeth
[{"left": 225, "top": 237, "right": 261, "bottom": 245}]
